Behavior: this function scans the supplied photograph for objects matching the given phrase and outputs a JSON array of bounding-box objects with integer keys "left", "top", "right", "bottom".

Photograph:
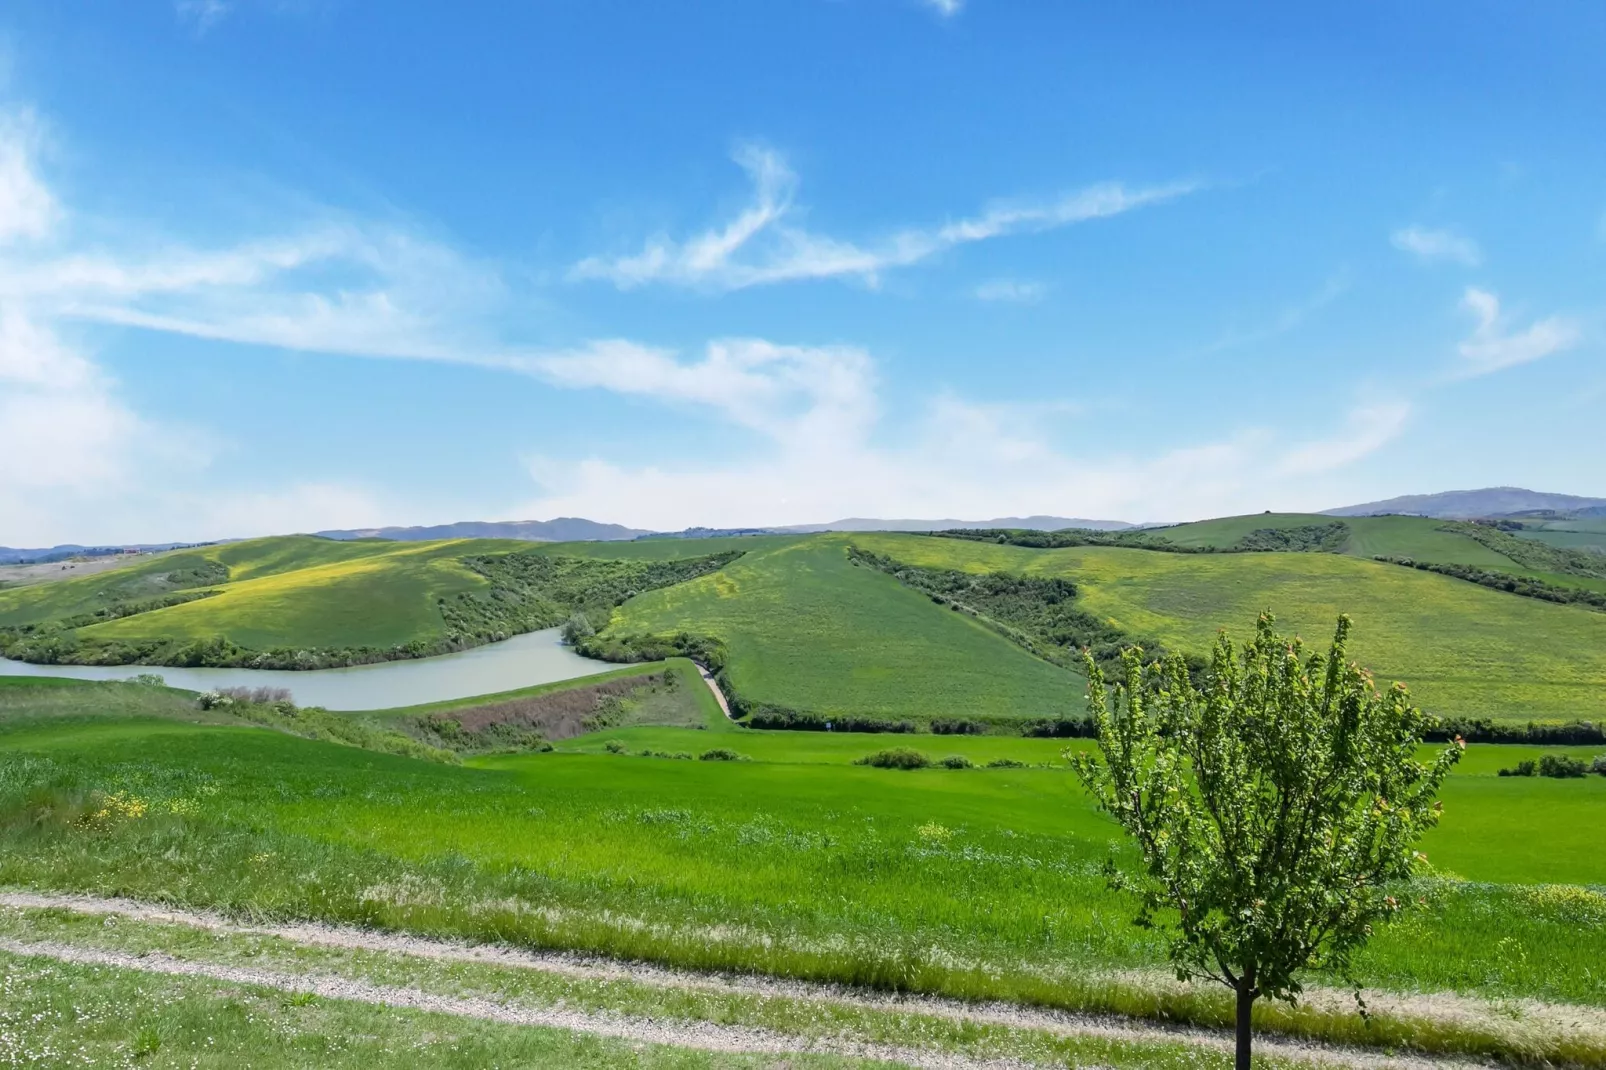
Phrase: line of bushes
[
  {"left": 1423, "top": 716, "right": 1606, "bottom": 745},
  {"left": 848, "top": 546, "right": 1202, "bottom": 684},
  {"left": 929, "top": 521, "right": 1351, "bottom": 555},
  {"left": 1498, "top": 754, "right": 1606, "bottom": 778},
  {"left": 1375, "top": 555, "right": 1606, "bottom": 611}
]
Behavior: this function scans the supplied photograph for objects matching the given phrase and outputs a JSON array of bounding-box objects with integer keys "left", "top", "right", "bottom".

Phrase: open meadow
[
  {"left": 5, "top": 526, "right": 1606, "bottom": 1064},
  {"left": 3, "top": 674, "right": 1606, "bottom": 1065}
]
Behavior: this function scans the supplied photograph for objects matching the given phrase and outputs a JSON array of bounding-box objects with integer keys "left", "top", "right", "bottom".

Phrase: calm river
[{"left": 0, "top": 628, "right": 616, "bottom": 711}]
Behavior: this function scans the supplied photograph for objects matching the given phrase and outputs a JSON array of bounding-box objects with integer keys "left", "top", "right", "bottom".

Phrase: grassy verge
[
  {"left": 0, "top": 906, "right": 1295, "bottom": 1070},
  {"left": 0, "top": 946, "right": 887, "bottom": 1069}
]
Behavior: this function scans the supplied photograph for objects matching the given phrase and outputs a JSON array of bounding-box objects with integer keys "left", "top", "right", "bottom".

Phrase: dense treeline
[
  {"left": 847, "top": 546, "right": 1199, "bottom": 683},
  {"left": 1450, "top": 521, "right": 1606, "bottom": 580},
  {"left": 932, "top": 527, "right": 1207, "bottom": 551},
  {"left": 933, "top": 522, "right": 1352, "bottom": 554},
  {"left": 446, "top": 551, "right": 743, "bottom": 648},
  {"left": 0, "top": 550, "right": 742, "bottom": 671},
  {"left": 1423, "top": 716, "right": 1606, "bottom": 745},
  {"left": 1375, "top": 556, "right": 1606, "bottom": 612},
  {"left": 1234, "top": 521, "right": 1349, "bottom": 552}
]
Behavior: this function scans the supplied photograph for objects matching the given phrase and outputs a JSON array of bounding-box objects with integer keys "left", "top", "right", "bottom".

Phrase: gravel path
[
  {"left": 695, "top": 661, "right": 735, "bottom": 720},
  {"left": 0, "top": 936, "right": 1025, "bottom": 1069},
  {"left": 0, "top": 890, "right": 1515, "bottom": 1070}
]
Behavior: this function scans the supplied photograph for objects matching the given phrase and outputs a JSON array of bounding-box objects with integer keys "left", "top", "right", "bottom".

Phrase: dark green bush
[
  {"left": 1498, "top": 760, "right": 1537, "bottom": 777},
  {"left": 604, "top": 740, "right": 626, "bottom": 754},
  {"left": 1539, "top": 754, "right": 1588, "bottom": 778},
  {"left": 699, "top": 748, "right": 745, "bottom": 761},
  {"left": 853, "top": 748, "right": 932, "bottom": 770},
  {"left": 986, "top": 757, "right": 1026, "bottom": 768},
  {"left": 938, "top": 754, "right": 974, "bottom": 769}
]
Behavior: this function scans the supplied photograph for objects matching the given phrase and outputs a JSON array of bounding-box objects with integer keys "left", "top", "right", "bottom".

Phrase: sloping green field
[
  {"left": 82, "top": 540, "right": 518, "bottom": 649},
  {"left": 1152, "top": 512, "right": 1525, "bottom": 566},
  {"left": 605, "top": 537, "right": 1076, "bottom": 724},
  {"left": 849, "top": 532, "right": 1606, "bottom": 723},
  {"left": 7, "top": 528, "right": 1605, "bottom": 726}
]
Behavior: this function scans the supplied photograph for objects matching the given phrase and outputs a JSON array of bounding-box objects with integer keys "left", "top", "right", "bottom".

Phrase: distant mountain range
[
  {"left": 315, "top": 518, "right": 651, "bottom": 543},
  {"left": 776, "top": 515, "right": 1135, "bottom": 533},
  {"left": 642, "top": 516, "right": 1136, "bottom": 539},
  {"left": 1324, "top": 487, "right": 1606, "bottom": 520},
  {"left": 0, "top": 542, "right": 195, "bottom": 566}
]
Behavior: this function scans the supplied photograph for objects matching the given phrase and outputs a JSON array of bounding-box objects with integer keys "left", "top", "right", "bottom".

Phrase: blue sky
[{"left": 1, "top": 1, "right": 1602, "bottom": 544}]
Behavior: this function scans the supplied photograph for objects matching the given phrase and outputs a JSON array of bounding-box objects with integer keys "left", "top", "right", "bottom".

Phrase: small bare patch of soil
[{"left": 407, "top": 673, "right": 670, "bottom": 751}]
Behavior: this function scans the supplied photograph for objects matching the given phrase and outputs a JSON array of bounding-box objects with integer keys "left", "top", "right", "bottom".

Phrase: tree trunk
[{"left": 1235, "top": 983, "right": 1255, "bottom": 1070}]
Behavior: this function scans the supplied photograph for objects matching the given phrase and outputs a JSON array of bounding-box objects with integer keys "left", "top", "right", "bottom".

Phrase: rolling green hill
[
  {"left": 1150, "top": 513, "right": 1524, "bottom": 566},
  {"left": 848, "top": 532, "right": 1606, "bottom": 724},
  {"left": 601, "top": 537, "right": 1077, "bottom": 728},
  {"left": 6, "top": 527, "right": 1605, "bottom": 728},
  {"left": 0, "top": 535, "right": 739, "bottom": 669}
]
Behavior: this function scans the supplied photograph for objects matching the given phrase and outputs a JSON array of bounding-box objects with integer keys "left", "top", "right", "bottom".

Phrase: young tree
[{"left": 1070, "top": 613, "right": 1461, "bottom": 1070}]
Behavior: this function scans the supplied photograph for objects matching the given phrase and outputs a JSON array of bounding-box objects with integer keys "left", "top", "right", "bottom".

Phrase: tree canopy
[{"left": 1071, "top": 612, "right": 1462, "bottom": 1068}]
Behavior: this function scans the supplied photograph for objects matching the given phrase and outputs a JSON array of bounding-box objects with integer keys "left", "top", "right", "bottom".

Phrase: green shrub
[
  {"left": 938, "top": 754, "right": 974, "bottom": 769},
  {"left": 1498, "top": 760, "right": 1537, "bottom": 777},
  {"left": 853, "top": 747, "right": 932, "bottom": 770},
  {"left": 1539, "top": 754, "right": 1588, "bottom": 778},
  {"left": 604, "top": 740, "right": 626, "bottom": 754},
  {"left": 1591, "top": 754, "right": 1606, "bottom": 776},
  {"left": 699, "top": 748, "right": 745, "bottom": 761},
  {"left": 986, "top": 757, "right": 1026, "bottom": 768}
]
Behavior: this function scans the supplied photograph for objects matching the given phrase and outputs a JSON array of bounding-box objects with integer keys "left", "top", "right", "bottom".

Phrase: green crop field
[
  {"left": 2, "top": 676, "right": 1605, "bottom": 1065},
  {"left": 7, "top": 528, "right": 1606, "bottom": 728},
  {"left": 602, "top": 537, "right": 1078, "bottom": 726},
  {"left": 844, "top": 532, "right": 1606, "bottom": 724}
]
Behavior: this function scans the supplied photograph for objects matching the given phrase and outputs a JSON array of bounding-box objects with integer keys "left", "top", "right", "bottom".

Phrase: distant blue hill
[
  {"left": 315, "top": 517, "right": 650, "bottom": 543},
  {"left": 1325, "top": 487, "right": 1606, "bottom": 520}
]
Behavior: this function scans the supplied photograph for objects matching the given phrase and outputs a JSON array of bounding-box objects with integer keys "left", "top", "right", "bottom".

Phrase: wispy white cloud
[
  {"left": 1276, "top": 401, "right": 1411, "bottom": 476},
  {"left": 1456, "top": 287, "right": 1580, "bottom": 378},
  {"left": 0, "top": 96, "right": 1400, "bottom": 542},
  {"left": 0, "top": 108, "right": 55, "bottom": 243},
  {"left": 973, "top": 278, "right": 1046, "bottom": 304},
  {"left": 921, "top": 0, "right": 964, "bottom": 18},
  {"left": 175, "top": 0, "right": 232, "bottom": 34},
  {"left": 571, "top": 145, "right": 1196, "bottom": 291},
  {"left": 516, "top": 339, "right": 1407, "bottom": 530},
  {"left": 1188, "top": 272, "right": 1349, "bottom": 358},
  {"left": 1390, "top": 225, "right": 1482, "bottom": 266}
]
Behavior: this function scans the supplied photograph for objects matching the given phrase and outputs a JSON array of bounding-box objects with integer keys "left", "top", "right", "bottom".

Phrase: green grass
[
  {"left": 9, "top": 528, "right": 1606, "bottom": 729},
  {"left": 2, "top": 706, "right": 1604, "bottom": 1011},
  {"left": 1151, "top": 513, "right": 1528, "bottom": 567},
  {"left": 82, "top": 540, "right": 521, "bottom": 650},
  {"left": 0, "top": 948, "right": 890, "bottom": 1069},
  {"left": 851, "top": 533, "right": 1606, "bottom": 724},
  {"left": 604, "top": 537, "right": 1078, "bottom": 726}
]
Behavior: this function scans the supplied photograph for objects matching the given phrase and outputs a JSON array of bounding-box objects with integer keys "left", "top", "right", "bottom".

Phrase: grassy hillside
[
  {"left": 84, "top": 539, "right": 514, "bottom": 650},
  {"left": 1151, "top": 513, "right": 1525, "bottom": 566},
  {"left": 0, "top": 534, "right": 740, "bottom": 669},
  {"left": 2, "top": 694, "right": 1604, "bottom": 1068},
  {"left": 601, "top": 537, "right": 1078, "bottom": 727},
  {"left": 1515, "top": 518, "right": 1606, "bottom": 554},
  {"left": 7, "top": 527, "right": 1604, "bottom": 727},
  {"left": 849, "top": 532, "right": 1606, "bottom": 724}
]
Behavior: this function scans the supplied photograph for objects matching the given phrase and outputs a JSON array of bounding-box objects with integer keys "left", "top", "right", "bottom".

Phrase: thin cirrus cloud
[
  {"left": 973, "top": 278, "right": 1046, "bottom": 304},
  {"left": 1455, "top": 287, "right": 1580, "bottom": 378},
  {"left": 1390, "top": 225, "right": 1482, "bottom": 266},
  {"left": 921, "top": 0, "right": 964, "bottom": 18},
  {"left": 570, "top": 144, "right": 1198, "bottom": 292},
  {"left": 175, "top": 0, "right": 231, "bottom": 34},
  {"left": 2, "top": 96, "right": 1406, "bottom": 541}
]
